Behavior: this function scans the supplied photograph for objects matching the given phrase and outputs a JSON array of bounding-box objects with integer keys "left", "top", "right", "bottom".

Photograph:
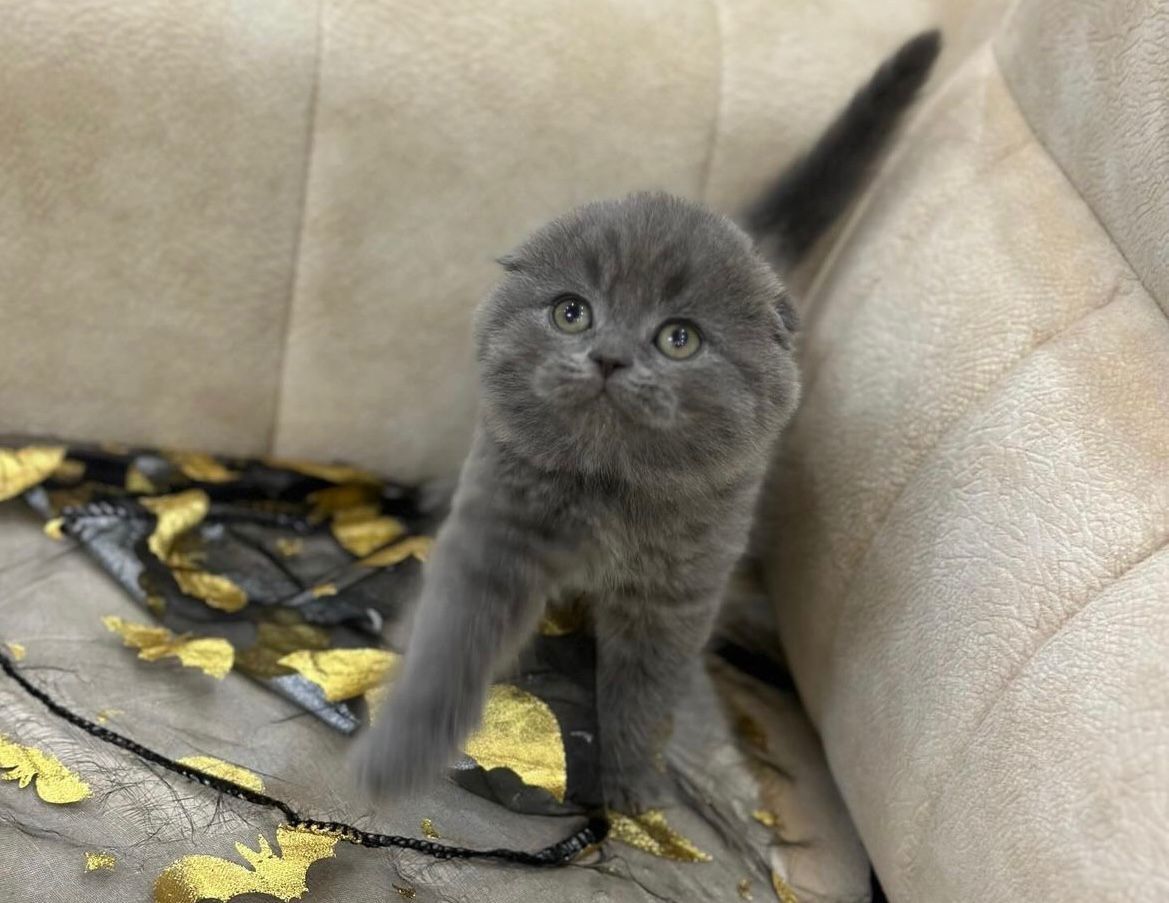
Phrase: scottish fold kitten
[{"left": 355, "top": 31, "right": 941, "bottom": 811}]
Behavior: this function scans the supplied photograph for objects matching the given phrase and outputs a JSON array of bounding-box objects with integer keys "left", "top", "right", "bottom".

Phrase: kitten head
[{"left": 474, "top": 192, "right": 800, "bottom": 485}]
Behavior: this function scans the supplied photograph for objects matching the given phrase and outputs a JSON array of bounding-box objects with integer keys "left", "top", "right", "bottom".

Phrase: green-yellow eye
[
  {"left": 551, "top": 295, "right": 592, "bottom": 334},
  {"left": 655, "top": 320, "right": 702, "bottom": 360}
]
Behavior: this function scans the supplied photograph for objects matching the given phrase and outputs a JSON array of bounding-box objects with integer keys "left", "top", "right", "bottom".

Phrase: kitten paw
[
  {"left": 349, "top": 703, "right": 444, "bottom": 801},
  {"left": 602, "top": 766, "right": 669, "bottom": 814}
]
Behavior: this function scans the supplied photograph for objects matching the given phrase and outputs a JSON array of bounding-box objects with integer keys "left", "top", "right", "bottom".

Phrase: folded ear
[
  {"left": 496, "top": 252, "right": 524, "bottom": 273},
  {"left": 774, "top": 291, "right": 800, "bottom": 348}
]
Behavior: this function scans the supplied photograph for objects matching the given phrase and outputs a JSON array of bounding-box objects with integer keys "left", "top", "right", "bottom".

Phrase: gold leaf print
[
  {"left": 43, "top": 518, "right": 65, "bottom": 540},
  {"left": 141, "top": 490, "right": 210, "bottom": 560},
  {"left": 126, "top": 465, "right": 159, "bottom": 494},
  {"left": 738, "top": 878, "right": 753, "bottom": 900},
  {"left": 607, "top": 810, "right": 711, "bottom": 862},
  {"left": 752, "top": 809, "right": 780, "bottom": 829},
  {"left": 177, "top": 756, "right": 265, "bottom": 793},
  {"left": 358, "top": 536, "right": 433, "bottom": 568},
  {"left": 274, "top": 538, "right": 303, "bottom": 558},
  {"left": 539, "top": 600, "right": 587, "bottom": 636},
  {"left": 277, "top": 648, "right": 398, "bottom": 702},
  {"left": 329, "top": 505, "right": 406, "bottom": 557},
  {"left": 464, "top": 684, "right": 567, "bottom": 802},
  {"left": 103, "top": 616, "right": 234, "bottom": 679},
  {"left": 771, "top": 871, "right": 799, "bottom": 903},
  {"left": 0, "top": 446, "right": 66, "bottom": 501},
  {"left": 85, "top": 852, "right": 116, "bottom": 872},
  {"left": 235, "top": 619, "right": 331, "bottom": 680},
  {"left": 153, "top": 825, "right": 338, "bottom": 903},
  {"left": 306, "top": 484, "right": 379, "bottom": 522},
  {"left": 264, "top": 457, "right": 380, "bottom": 486},
  {"left": 309, "top": 583, "right": 337, "bottom": 599},
  {"left": 420, "top": 818, "right": 440, "bottom": 839},
  {"left": 164, "top": 452, "right": 239, "bottom": 484},
  {"left": 95, "top": 709, "right": 122, "bottom": 725},
  {"left": 172, "top": 569, "right": 248, "bottom": 613},
  {"left": 0, "top": 734, "right": 91, "bottom": 804},
  {"left": 52, "top": 458, "right": 86, "bottom": 483},
  {"left": 4, "top": 642, "right": 25, "bottom": 662}
]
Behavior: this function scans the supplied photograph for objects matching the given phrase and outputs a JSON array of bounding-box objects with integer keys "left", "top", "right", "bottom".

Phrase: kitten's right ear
[{"left": 774, "top": 290, "right": 800, "bottom": 349}]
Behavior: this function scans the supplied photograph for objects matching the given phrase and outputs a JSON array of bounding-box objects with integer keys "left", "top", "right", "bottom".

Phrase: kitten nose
[{"left": 589, "top": 351, "right": 628, "bottom": 379}]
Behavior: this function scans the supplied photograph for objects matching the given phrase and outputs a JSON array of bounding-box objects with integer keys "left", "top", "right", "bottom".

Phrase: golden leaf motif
[
  {"left": 53, "top": 458, "right": 86, "bottom": 483},
  {"left": 264, "top": 457, "right": 380, "bottom": 485},
  {"left": 277, "top": 648, "right": 398, "bottom": 702},
  {"left": 358, "top": 536, "right": 433, "bottom": 568},
  {"left": 607, "top": 810, "right": 711, "bottom": 862},
  {"left": 306, "top": 484, "right": 379, "bottom": 522},
  {"left": 330, "top": 505, "right": 406, "bottom": 557},
  {"left": 0, "top": 734, "right": 91, "bottom": 804},
  {"left": 539, "top": 600, "right": 587, "bottom": 636},
  {"left": 235, "top": 620, "right": 331, "bottom": 680},
  {"left": 771, "top": 871, "right": 799, "bottom": 903},
  {"left": 752, "top": 809, "right": 780, "bottom": 829},
  {"left": 95, "top": 709, "right": 122, "bottom": 725},
  {"left": 464, "top": 684, "right": 567, "bottom": 802},
  {"left": 738, "top": 878, "right": 753, "bottom": 900},
  {"left": 4, "top": 642, "right": 26, "bottom": 662},
  {"left": 165, "top": 452, "right": 239, "bottom": 484},
  {"left": 393, "top": 885, "right": 416, "bottom": 899},
  {"left": 126, "top": 465, "right": 159, "bottom": 494},
  {"left": 274, "top": 538, "right": 304, "bottom": 558},
  {"left": 153, "top": 825, "right": 338, "bottom": 903},
  {"left": 310, "top": 583, "right": 337, "bottom": 599},
  {"left": 44, "top": 518, "right": 65, "bottom": 540},
  {"left": 103, "top": 616, "right": 234, "bottom": 679},
  {"left": 420, "top": 818, "right": 440, "bottom": 839},
  {"left": 172, "top": 570, "right": 249, "bottom": 613},
  {"left": 0, "top": 446, "right": 66, "bottom": 501},
  {"left": 141, "top": 490, "right": 211, "bottom": 560},
  {"left": 85, "top": 852, "right": 116, "bottom": 872},
  {"left": 177, "top": 756, "right": 265, "bottom": 793}
]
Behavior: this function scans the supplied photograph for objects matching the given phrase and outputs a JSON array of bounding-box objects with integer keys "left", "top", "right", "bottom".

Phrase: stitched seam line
[
  {"left": 267, "top": 0, "right": 326, "bottom": 455},
  {"left": 697, "top": 0, "right": 726, "bottom": 206}
]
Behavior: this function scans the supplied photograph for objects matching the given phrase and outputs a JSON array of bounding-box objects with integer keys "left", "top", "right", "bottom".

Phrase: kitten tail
[{"left": 746, "top": 29, "right": 942, "bottom": 267}]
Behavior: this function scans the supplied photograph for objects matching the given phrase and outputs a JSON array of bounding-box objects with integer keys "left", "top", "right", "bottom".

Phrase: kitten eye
[
  {"left": 655, "top": 320, "right": 702, "bottom": 360},
  {"left": 551, "top": 295, "right": 592, "bottom": 334}
]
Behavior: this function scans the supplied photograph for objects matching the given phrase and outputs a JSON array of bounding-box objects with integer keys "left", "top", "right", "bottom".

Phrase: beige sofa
[{"left": 1, "top": 0, "right": 1166, "bottom": 900}]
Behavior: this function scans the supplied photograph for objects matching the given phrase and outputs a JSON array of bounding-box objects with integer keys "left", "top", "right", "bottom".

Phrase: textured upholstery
[
  {"left": 765, "top": 0, "right": 1169, "bottom": 899},
  {"left": 2, "top": 0, "right": 1166, "bottom": 901}
]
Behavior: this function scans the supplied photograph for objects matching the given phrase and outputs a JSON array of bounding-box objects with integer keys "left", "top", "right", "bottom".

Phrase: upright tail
[{"left": 745, "top": 29, "right": 942, "bottom": 268}]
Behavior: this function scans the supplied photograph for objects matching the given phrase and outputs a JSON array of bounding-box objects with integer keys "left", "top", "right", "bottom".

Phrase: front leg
[
  {"left": 594, "top": 591, "right": 720, "bottom": 813},
  {"left": 352, "top": 493, "right": 558, "bottom": 800}
]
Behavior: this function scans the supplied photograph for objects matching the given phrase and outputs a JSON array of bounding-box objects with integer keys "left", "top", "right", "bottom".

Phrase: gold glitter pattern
[
  {"left": 420, "top": 818, "right": 440, "bottom": 839},
  {"left": 310, "top": 583, "right": 338, "bottom": 598},
  {"left": 359, "top": 536, "right": 433, "bottom": 567},
  {"left": 0, "top": 734, "right": 91, "bottom": 804},
  {"left": 607, "top": 810, "right": 711, "bottom": 862},
  {"left": 85, "top": 852, "right": 116, "bottom": 872},
  {"left": 0, "top": 446, "right": 66, "bottom": 501},
  {"left": 43, "top": 518, "right": 65, "bottom": 540},
  {"left": 738, "top": 878, "right": 753, "bottom": 899},
  {"left": 95, "top": 709, "right": 122, "bottom": 725},
  {"left": 752, "top": 809, "right": 780, "bottom": 829},
  {"left": 177, "top": 756, "right": 265, "bottom": 793},
  {"left": 103, "top": 616, "right": 234, "bottom": 679},
  {"left": 4, "top": 642, "right": 25, "bottom": 662},
  {"left": 539, "top": 601, "right": 587, "bottom": 636},
  {"left": 393, "top": 885, "right": 416, "bottom": 899},
  {"left": 277, "top": 648, "right": 398, "bottom": 702},
  {"left": 771, "top": 872, "right": 799, "bottom": 903},
  {"left": 153, "top": 825, "right": 338, "bottom": 903},
  {"left": 464, "top": 685, "right": 567, "bottom": 801},
  {"left": 164, "top": 452, "right": 239, "bottom": 484}
]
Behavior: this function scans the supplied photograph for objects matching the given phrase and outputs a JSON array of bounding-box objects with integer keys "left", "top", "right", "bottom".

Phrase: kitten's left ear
[
  {"left": 775, "top": 290, "right": 800, "bottom": 347},
  {"left": 496, "top": 253, "right": 524, "bottom": 273}
]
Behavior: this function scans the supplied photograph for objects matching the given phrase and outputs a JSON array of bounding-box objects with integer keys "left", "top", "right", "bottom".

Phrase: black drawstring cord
[{"left": 0, "top": 648, "right": 607, "bottom": 866}]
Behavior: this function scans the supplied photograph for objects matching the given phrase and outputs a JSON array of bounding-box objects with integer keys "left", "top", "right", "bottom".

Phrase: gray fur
[{"left": 353, "top": 30, "right": 940, "bottom": 811}]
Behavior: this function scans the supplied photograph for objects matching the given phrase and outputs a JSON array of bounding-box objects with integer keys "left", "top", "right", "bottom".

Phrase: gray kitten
[{"left": 355, "top": 30, "right": 940, "bottom": 811}]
